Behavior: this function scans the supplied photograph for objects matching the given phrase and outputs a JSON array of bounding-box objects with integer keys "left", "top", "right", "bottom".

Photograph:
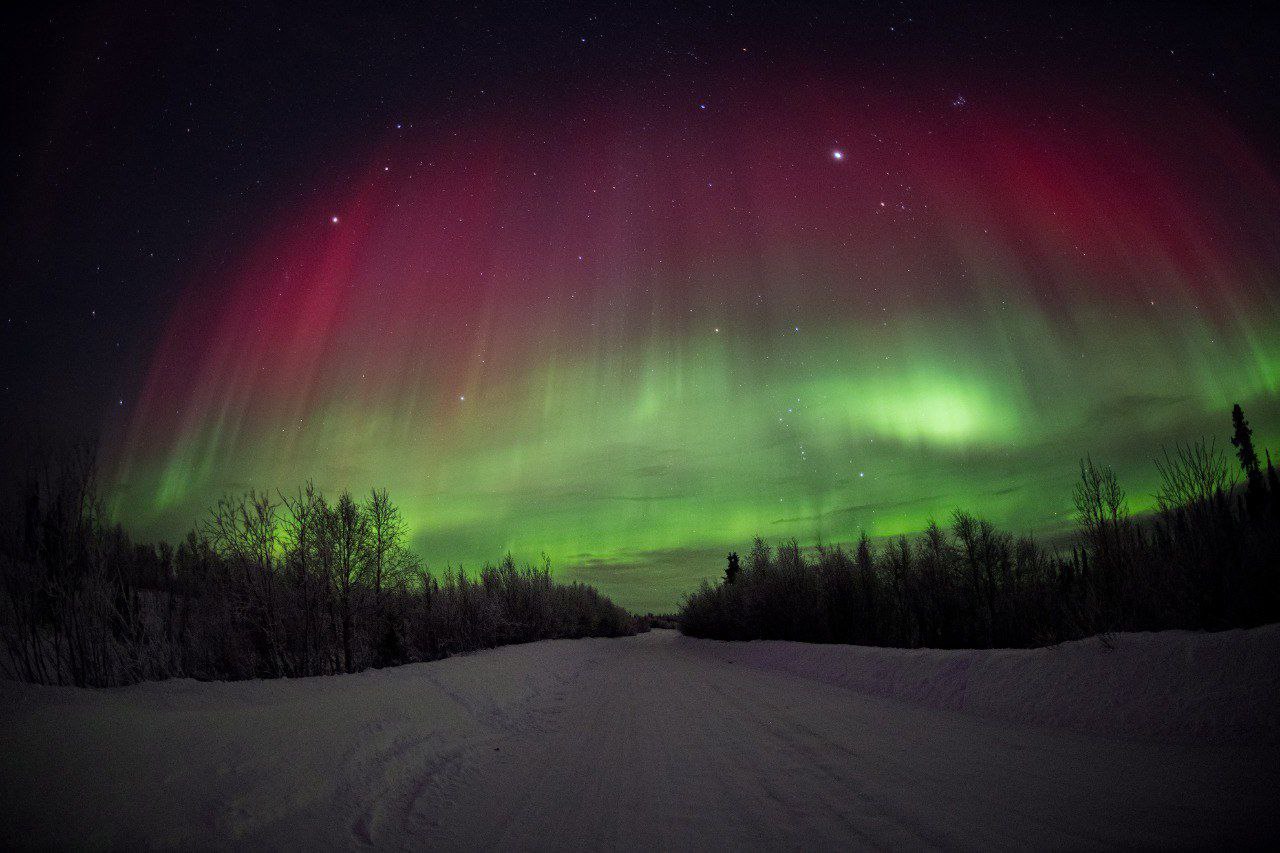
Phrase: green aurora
[{"left": 107, "top": 90, "right": 1280, "bottom": 612}]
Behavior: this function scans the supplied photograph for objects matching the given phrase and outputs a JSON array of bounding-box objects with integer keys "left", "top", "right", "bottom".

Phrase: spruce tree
[
  {"left": 1231, "top": 404, "right": 1266, "bottom": 515},
  {"left": 1230, "top": 404, "right": 1260, "bottom": 478},
  {"left": 725, "top": 551, "right": 740, "bottom": 584},
  {"left": 1267, "top": 450, "right": 1280, "bottom": 520}
]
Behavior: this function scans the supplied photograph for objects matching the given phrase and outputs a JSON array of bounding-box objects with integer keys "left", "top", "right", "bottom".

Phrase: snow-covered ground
[{"left": 2, "top": 627, "right": 1277, "bottom": 849}]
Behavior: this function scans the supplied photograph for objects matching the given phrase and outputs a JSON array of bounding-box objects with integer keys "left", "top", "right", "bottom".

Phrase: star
[
  {"left": 832, "top": 150, "right": 844, "bottom": 161},
  {"left": 330, "top": 215, "right": 339, "bottom": 224}
]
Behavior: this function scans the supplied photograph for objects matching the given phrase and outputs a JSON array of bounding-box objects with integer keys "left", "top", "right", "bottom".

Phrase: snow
[
  {"left": 697, "top": 624, "right": 1280, "bottom": 745},
  {"left": 2, "top": 627, "right": 1278, "bottom": 849}
]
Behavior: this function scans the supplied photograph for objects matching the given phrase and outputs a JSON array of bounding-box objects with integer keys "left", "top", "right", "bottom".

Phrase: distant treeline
[
  {"left": 680, "top": 405, "right": 1280, "bottom": 648},
  {"left": 0, "top": 463, "right": 635, "bottom": 687}
]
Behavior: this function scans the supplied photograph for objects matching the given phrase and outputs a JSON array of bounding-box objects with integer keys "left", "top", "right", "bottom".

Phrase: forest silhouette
[
  {"left": 3, "top": 406, "right": 1278, "bottom": 686},
  {"left": 680, "top": 406, "right": 1280, "bottom": 647}
]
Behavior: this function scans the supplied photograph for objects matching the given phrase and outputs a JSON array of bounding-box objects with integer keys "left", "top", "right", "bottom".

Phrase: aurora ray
[{"left": 107, "top": 85, "right": 1280, "bottom": 612}]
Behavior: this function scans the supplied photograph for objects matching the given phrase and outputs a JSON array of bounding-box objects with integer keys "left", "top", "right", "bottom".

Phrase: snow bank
[
  {"left": 691, "top": 624, "right": 1280, "bottom": 744},
  {"left": 0, "top": 640, "right": 591, "bottom": 848}
]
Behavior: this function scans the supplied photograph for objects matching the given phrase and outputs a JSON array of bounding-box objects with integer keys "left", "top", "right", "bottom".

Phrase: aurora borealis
[
  {"left": 7, "top": 4, "right": 1280, "bottom": 613},
  {"left": 100, "top": 85, "right": 1279, "bottom": 611}
]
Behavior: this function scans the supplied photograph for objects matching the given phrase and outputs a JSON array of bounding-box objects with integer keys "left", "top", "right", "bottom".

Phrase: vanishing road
[{"left": 2, "top": 629, "right": 1277, "bottom": 849}]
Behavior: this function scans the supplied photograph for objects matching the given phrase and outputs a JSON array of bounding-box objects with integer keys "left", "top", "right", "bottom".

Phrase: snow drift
[{"left": 694, "top": 624, "right": 1280, "bottom": 745}]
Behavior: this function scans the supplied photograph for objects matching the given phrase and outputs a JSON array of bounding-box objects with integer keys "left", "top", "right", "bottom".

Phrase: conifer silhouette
[
  {"left": 725, "top": 552, "right": 740, "bottom": 584},
  {"left": 1231, "top": 404, "right": 1267, "bottom": 516},
  {"left": 1231, "top": 404, "right": 1261, "bottom": 478}
]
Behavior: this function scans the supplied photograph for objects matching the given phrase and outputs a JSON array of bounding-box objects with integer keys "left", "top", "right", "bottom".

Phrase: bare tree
[
  {"left": 327, "top": 491, "right": 368, "bottom": 672},
  {"left": 205, "top": 490, "right": 284, "bottom": 675},
  {"left": 1154, "top": 439, "right": 1236, "bottom": 515},
  {"left": 1073, "top": 457, "right": 1129, "bottom": 557},
  {"left": 365, "top": 488, "right": 412, "bottom": 605},
  {"left": 280, "top": 482, "right": 325, "bottom": 674}
]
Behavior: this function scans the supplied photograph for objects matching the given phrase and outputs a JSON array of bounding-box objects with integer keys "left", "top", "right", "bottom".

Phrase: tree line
[
  {"left": 680, "top": 405, "right": 1280, "bottom": 647},
  {"left": 0, "top": 459, "right": 635, "bottom": 687}
]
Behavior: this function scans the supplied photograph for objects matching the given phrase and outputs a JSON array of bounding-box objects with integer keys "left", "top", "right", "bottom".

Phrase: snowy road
[{"left": 2, "top": 628, "right": 1278, "bottom": 849}]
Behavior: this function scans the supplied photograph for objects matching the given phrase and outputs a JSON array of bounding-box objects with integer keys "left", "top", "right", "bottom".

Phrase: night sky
[{"left": 4, "top": 2, "right": 1280, "bottom": 612}]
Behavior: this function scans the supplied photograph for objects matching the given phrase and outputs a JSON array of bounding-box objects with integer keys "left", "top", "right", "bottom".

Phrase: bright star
[
  {"left": 832, "top": 150, "right": 844, "bottom": 161},
  {"left": 330, "top": 215, "right": 339, "bottom": 224}
]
